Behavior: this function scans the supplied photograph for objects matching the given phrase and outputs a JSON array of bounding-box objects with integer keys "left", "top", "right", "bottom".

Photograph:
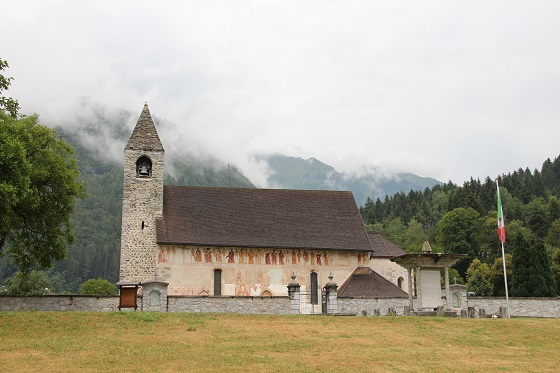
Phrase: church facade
[{"left": 119, "top": 105, "right": 408, "bottom": 300}]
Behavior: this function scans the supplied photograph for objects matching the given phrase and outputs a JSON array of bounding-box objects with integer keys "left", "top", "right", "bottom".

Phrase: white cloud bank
[{"left": 2, "top": 1, "right": 560, "bottom": 185}]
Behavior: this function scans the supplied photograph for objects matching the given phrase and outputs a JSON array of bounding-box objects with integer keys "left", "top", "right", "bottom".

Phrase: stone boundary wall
[
  {"left": 167, "top": 296, "right": 290, "bottom": 314},
  {"left": 467, "top": 297, "right": 560, "bottom": 318},
  {"left": 0, "top": 295, "right": 122, "bottom": 312},
  {"left": 338, "top": 297, "right": 409, "bottom": 316},
  {"left": 1, "top": 295, "right": 559, "bottom": 317}
]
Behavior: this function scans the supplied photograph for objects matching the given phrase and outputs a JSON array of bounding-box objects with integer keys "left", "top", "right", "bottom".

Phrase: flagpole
[
  {"left": 500, "top": 240, "right": 510, "bottom": 318},
  {"left": 496, "top": 178, "right": 510, "bottom": 318}
]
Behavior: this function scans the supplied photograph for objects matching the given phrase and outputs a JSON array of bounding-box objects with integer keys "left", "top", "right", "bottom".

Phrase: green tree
[
  {"left": 383, "top": 217, "right": 406, "bottom": 247},
  {"left": 545, "top": 218, "right": 560, "bottom": 248},
  {"left": 436, "top": 207, "right": 481, "bottom": 256},
  {"left": 478, "top": 213, "right": 502, "bottom": 262},
  {"left": 511, "top": 230, "right": 556, "bottom": 297},
  {"left": 525, "top": 197, "right": 549, "bottom": 241},
  {"left": 0, "top": 111, "right": 86, "bottom": 274},
  {"left": 466, "top": 259, "right": 493, "bottom": 296},
  {"left": 548, "top": 247, "right": 560, "bottom": 295},
  {"left": 549, "top": 197, "right": 560, "bottom": 224},
  {"left": 0, "top": 59, "right": 19, "bottom": 117},
  {"left": 490, "top": 254, "right": 512, "bottom": 296},
  {"left": 435, "top": 207, "right": 481, "bottom": 275},
  {"left": 79, "top": 278, "right": 116, "bottom": 296},
  {"left": 4, "top": 271, "right": 52, "bottom": 295},
  {"left": 404, "top": 218, "right": 425, "bottom": 252},
  {"left": 444, "top": 268, "right": 464, "bottom": 285}
]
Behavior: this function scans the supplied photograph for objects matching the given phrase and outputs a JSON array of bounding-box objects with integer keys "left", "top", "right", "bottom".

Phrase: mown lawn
[{"left": 0, "top": 312, "right": 558, "bottom": 372}]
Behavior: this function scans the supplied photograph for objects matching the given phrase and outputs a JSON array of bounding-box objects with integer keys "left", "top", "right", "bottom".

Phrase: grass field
[{"left": 0, "top": 312, "right": 559, "bottom": 372}]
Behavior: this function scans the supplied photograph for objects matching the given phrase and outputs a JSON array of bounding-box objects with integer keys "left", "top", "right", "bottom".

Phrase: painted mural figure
[
  {"left": 204, "top": 249, "right": 212, "bottom": 263},
  {"left": 158, "top": 249, "right": 167, "bottom": 263},
  {"left": 215, "top": 249, "right": 223, "bottom": 263},
  {"left": 227, "top": 249, "right": 235, "bottom": 263},
  {"left": 239, "top": 249, "right": 245, "bottom": 264},
  {"left": 271, "top": 250, "right": 277, "bottom": 265},
  {"left": 316, "top": 252, "right": 322, "bottom": 265},
  {"left": 303, "top": 251, "right": 309, "bottom": 264},
  {"left": 279, "top": 250, "right": 285, "bottom": 265},
  {"left": 248, "top": 250, "right": 255, "bottom": 264},
  {"left": 291, "top": 250, "right": 297, "bottom": 265},
  {"left": 192, "top": 248, "right": 202, "bottom": 263},
  {"left": 323, "top": 253, "right": 329, "bottom": 266},
  {"left": 265, "top": 252, "right": 271, "bottom": 265}
]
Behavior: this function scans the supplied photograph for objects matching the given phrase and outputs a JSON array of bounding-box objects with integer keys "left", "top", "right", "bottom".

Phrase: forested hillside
[
  {"left": 360, "top": 158, "right": 560, "bottom": 296},
  {"left": 0, "top": 110, "right": 254, "bottom": 292}
]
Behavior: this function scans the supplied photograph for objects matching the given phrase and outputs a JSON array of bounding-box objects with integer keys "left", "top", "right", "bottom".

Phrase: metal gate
[{"left": 299, "top": 291, "right": 321, "bottom": 314}]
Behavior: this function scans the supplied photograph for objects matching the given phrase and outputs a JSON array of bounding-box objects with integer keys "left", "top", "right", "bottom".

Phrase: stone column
[
  {"left": 287, "top": 273, "right": 301, "bottom": 315},
  {"left": 444, "top": 267, "right": 450, "bottom": 310},
  {"left": 407, "top": 268, "right": 413, "bottom": 313},
  {"left": 324, "top": 274, "right": 338, "bottom": 315},
  {"left": 415, "top": 267, "right": 423, "bottom": 310}
]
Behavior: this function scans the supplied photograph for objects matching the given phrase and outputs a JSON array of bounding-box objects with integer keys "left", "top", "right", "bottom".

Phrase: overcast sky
[{"left": 2, "top": 1, "right": 560, "bottom": 186}]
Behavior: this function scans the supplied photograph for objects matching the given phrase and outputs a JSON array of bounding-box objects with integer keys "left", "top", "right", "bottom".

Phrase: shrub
[
  {"left": 4, "top": 271, "right": 53, "bottom": 295},
  {"left": 79, "top": 278, "right": 116, "bottom": 296}
]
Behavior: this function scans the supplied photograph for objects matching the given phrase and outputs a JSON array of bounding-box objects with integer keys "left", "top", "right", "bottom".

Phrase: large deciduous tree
[
  {"left": 0, "top": 59, "right": 19, "bottom": 117},
  {"left": 0, "top": 60, "right": 86, "bottom": 273},
  {"left": 436, "top": 207, "right": 481, "bottom": 256}
]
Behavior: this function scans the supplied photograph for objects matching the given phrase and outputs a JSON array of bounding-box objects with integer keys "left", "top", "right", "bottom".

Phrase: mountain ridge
[{"left": 258, "top": 153, "right": 441, "bottom": 205}]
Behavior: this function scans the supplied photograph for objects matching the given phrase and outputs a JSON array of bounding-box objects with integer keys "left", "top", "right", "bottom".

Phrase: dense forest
[{"left": 360, "top": 157, "right": 560, "bottom": 296}]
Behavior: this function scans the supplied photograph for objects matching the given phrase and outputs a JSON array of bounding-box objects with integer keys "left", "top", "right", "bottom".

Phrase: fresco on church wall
[
  {"left": 158, "top": 246, "right": 344, "bottom": 267},
  {"left": 156, "top": 245, "right": 408, "bottom": 296}
]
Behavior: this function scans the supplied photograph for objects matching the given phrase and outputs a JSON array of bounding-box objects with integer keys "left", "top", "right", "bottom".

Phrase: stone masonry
[{"left": 119, "top": 104, "right": 165, "bottom": 283}]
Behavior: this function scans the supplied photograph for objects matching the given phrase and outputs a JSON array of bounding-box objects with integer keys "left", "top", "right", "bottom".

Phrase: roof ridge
[{"left": 164, "top": 185, "right": 353, "bottom": 194}]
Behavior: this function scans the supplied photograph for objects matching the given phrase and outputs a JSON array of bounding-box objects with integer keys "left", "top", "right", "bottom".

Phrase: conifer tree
[{"left": 511, "top": 230, "right": 557, "bottom": 297}]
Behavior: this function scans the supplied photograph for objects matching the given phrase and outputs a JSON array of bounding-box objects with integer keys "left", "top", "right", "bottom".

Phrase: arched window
[
  {"left": 397, "top": 277, "right": 404, "bottom": 289},
  {"left": 136, "top": 156, "right": 152, "bottom": 177},
  {"left": 452, "top": 292, "right": 461, "bottom": 308},
  {"left": 149, "top": 290, "right": 160, "bottom": 306},
  {"left": 261, "top": 290, "right": 272, "bottom": 297},
  {"left": 214, "top": 269, "right": 222, "bottom": 296},
  {"left": 310, "top": 272, "right": 318, "bottom": 305}
]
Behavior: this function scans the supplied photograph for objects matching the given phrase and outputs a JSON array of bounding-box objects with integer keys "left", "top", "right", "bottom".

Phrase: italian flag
[{"left": 496, "top": 181, "right": 506, "bottom": 243}]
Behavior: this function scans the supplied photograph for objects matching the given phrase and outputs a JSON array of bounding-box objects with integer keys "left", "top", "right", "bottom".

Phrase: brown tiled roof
[
  {"left": 367, "top": 231, "right": 406, "bottom": 257},
  {"left": 156, "top": 186, "right": 372, "bottom": 251},
  {"left": 126, "top": 104, "right": 164, "bottom": 151},
  {"left": 338, "top": 267, "right": 408, "bottom": 298}
]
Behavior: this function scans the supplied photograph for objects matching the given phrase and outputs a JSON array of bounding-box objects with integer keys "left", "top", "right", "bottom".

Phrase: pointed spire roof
[{"left": 126, "top": 104, "right": 164, "bottom": 151}]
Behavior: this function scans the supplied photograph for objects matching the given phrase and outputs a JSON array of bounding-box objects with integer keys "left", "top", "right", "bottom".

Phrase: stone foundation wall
[
  {"left": 467, "top": 297, "right": 560, "bottom": 318},
  {"left": 338, "top": 297, "right": 409, "bottom": 316},
  {"left": 167, "top": 296, "right": 289, "bottom": 314},
  {"left": 0, "top": 295, "right": 122, "bottom": 312}
]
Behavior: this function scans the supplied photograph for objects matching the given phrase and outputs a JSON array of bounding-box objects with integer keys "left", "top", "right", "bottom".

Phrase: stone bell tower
[{"left": 119, "top": 104, "right": 165, "bottom": 282}]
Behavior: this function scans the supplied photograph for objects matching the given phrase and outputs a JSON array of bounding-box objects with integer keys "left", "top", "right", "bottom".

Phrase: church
[{"left": 119, "top": 104, "right": 408, "bottom": 303}]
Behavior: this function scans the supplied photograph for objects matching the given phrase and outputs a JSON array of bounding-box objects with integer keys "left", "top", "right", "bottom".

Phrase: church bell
[{"left": 138, "top": 164, "right": 150, "bottom": 176}]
